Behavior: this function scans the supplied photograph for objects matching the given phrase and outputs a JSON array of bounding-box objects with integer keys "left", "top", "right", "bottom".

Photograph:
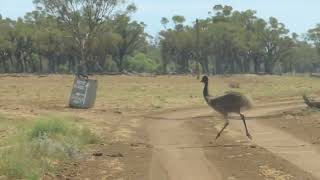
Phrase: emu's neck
[{"left": 203, "top": 82, "right": 210, "bottom": 98}]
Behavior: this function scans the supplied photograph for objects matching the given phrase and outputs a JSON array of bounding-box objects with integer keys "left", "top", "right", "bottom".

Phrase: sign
[{"left": 69, "top": 76, "right": 97, "bottom": 109}]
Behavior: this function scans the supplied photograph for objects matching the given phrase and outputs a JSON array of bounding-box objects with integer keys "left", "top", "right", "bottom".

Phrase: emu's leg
[
  {"left": 240, "top": 113, "right": 252, "bottom": 139},
  {"left": 216, "top": 115, "right": 229, "bottom": 140}
]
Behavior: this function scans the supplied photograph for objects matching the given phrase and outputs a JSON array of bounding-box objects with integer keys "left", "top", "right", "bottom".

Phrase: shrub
[
  {"left": 126, "top": 53, "right": 159, "bottom": 73},
  {"left": 0, "top": 116, "right": 99, "bottom": 179},
  {"left": 30, "top": 117, "right": 67, "bottom": 138}
]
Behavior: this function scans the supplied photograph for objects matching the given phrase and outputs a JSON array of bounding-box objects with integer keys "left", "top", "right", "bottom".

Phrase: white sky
[{"left": 1, "top": 0, "right": 319, "bottom": 36}]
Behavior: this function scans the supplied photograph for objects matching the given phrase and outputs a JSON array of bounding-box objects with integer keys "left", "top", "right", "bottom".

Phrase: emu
[
  {"left": 303, "top": 95, "right": 320, "bottom": 109},
  {"left": 201, "top": 76, "right": 253, "bottom": 139}
]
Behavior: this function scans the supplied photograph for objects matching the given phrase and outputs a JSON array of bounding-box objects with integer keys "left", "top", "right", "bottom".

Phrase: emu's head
[{"left": 201, "top": 76, "right": 209, "bottom": 84}]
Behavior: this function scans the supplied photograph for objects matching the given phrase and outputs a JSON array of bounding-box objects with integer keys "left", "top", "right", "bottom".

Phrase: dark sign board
[{"left": 69, "top": 76, "right": 97, "bottom": 109}]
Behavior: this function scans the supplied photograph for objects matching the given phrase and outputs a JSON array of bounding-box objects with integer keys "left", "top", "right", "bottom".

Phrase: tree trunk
[
  {"left": 68, "top": 58, "right": 73, "bottom": 73},
  {"left": 39, "top": 56, "right": 43, "bottom": 73},
  {"left": 230, "top": 59, "right": 235, "bottom": 74},
  {"left": 3, "top": 59, "right": 9, "bottom": 73},
  {"left": 195, "top": 62, "right": 201, "bottom": 79},
  {"left": 117, "top": 53, "right": 125, "bottom": 72},
  {"left": 243, "top": 58, "right": 250, "bottom": 73},
  {"left": 201, "top": 57, "right": 209, "bottom": 75},
  {"left": 216, "top": 58, "right": 223, "bottom": 74},
  {"left": 19, "top": 56, "right": 24, "bottom": 73},
  {"left": 162, "top": 62, "right": 167, "bottom": 74},
  {"left": 264, "top": 59, "right": 273, "bottom": 74},
  {"left": 78, "top": 47, "right": 87, "bottom": 75},
  {"left": 9, "top": 56, "right": 14, "bottom": 73},
  {"left": 253, "top": 57, "right": 260, "bottom": 74}
]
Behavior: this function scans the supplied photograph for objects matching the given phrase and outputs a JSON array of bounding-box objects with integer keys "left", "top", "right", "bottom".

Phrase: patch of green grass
[
  {"left": 30, "top": 117, "right": 67, "bottom": 138},
  {"left": 0, "top": 115, "right": 100, "bottom": 179},
  {"left": 0, "top": 146, "right": 52, "bottom": 180}
]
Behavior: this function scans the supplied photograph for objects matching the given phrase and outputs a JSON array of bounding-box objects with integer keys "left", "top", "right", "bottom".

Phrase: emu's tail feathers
[
  {"left": 303, "top": 95, "right": 313, "bottom": 107},
  {"left": 243, "top": 95, "right": 254, "bottom": 110}
]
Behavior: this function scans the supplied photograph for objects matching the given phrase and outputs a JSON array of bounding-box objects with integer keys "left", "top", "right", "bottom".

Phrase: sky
[{"left": 0, "top": 0, "right": 319, "bottom": 36}]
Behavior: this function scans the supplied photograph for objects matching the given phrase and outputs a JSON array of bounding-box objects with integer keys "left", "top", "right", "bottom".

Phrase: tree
[
  {"left": 0, "top": 18, "right": 16, "bottom": 73},
  {"left": 33, "top": 0, "right": 124, "bottom": 73},
  {"left": 308, "top": 24, "right": 320, "bottom": 54},
  {"left": 111, "top": 13, "right": 147, "bottom": 72},
  {"left": 261, "top": 17, "right": 290, "bottom": 73},
  {"left": 0, "top": 3, "right": 318, "bottom": 75},
  {"left": 161, "top": 17, "right": 169, "bottom": 29},
  {"left": 172, "top": 15, "right": 185, "bottom": 31},
  {"left": 158, "top": 5, "right": 298, "bottom": 75}
]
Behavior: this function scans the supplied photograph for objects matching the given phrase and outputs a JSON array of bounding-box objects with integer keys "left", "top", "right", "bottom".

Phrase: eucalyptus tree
[
  {"left": 33, "top": 0, "right": 125, "bottom": 73},
  {"left": 11, "top": 18, "right": 37, "bottom": 73},
  {"left": 24, "top": 11, "right": 69, "bottom": 73},
  {"left": 158, "top": 4, "right": 297, "bottom": 74},
  {"left": 0, "top": 18, "right": 15, "bottom": 73},
  {"left": 282, "top": 40, "right": 319, "bottom": 73},
  {"left": 207, "top": 5, "right": 248, "bottom": 74},
  {"left": 110, "top": 11, "right": 148, "bottom": 72},
  {"left": 161, "top": 17, "right": 169, "bottom": 29},
  {"left": 88, "top": 23, "right": 121, "bottom": 72},
  {"left": 261, "top": 17, "right": 291, "bottom": 73},
  {"left": 308, "top": 24, "right": 320, "bottom": 54},
  {"left": 159, "top": 15, "right": 196, "bottom": 74},
  {"left": 193, "top": 18, "right": 211, "bottom": 74}
]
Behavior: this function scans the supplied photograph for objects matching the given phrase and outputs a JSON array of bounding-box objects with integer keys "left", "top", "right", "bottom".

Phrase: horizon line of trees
[
  {"left": 159, "top": 5, "right": 320, "bottom": 75},
  {"left": 0, "top": 2, "right": 320, "bottom": 75}
]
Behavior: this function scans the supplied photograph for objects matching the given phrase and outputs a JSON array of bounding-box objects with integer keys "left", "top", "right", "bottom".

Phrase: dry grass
[
  {"left": 0, "top": 74, "right": 319, "bottom": 179},
  {"left": 0, "top": 74, "right": 319, "bottom": 113}
]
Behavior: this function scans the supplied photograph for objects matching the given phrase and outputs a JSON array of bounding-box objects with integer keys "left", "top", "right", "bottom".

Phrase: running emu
[
  {"left": 303, "top": 95, "right": 320, "bottom": 109},
  {"left": 201, "top": 76, "right": 253, "bottom": 139}
]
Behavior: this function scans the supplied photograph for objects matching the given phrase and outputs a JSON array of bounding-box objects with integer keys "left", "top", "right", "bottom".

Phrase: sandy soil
[
  {"left": 2, "top": 75, "right": 320, "bottom": 180},
  {"left": 145, "top": 98, "right": 318, "bottom": 180}
]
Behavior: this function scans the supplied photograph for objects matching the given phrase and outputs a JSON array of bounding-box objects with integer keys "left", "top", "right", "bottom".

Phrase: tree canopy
[{"left": 0, "top": 3, "right": 319, "bottom": 74}]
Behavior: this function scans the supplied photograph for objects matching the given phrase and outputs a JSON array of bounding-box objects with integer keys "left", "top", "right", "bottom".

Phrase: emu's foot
[{"left": 247, "top": 133, "right": 252, "bottom": 140}]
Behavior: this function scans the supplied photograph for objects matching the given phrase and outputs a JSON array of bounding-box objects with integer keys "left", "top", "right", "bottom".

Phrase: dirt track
[
  {"left": 2, "top": 94, "right": 318, "bottom": 179},
  {"left": 2, "top": 76, "right": 320, "bottom": 179},
  {"left": 146, "top": 98, "right": 319, "bottom": 180},
  {"left": 148, "top": 109, "right": 222, "bottom": 180}
]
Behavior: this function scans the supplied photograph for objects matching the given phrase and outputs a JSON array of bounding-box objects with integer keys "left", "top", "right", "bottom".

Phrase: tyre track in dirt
[
  {"left": 147, "top": 98, "right": 320, "bottom": 179},
  {"left": 228, "top": 102, "right": 320, "bottom": 179},
  {"left": 147, "top": 109, "right": 222, "bottom": 180},
  {"left": 207, "top": 99, "right": 320, "bottom": 179}
]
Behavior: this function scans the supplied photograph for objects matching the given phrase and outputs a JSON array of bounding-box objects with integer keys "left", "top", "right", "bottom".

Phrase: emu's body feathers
[{"left": 205, "top": 92, "right": 252, "bottom": 115}]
